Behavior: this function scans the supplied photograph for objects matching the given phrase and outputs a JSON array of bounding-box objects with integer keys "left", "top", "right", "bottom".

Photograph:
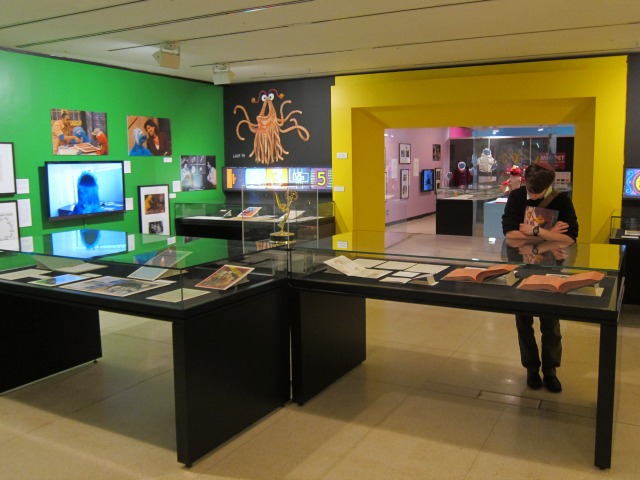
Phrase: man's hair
[{"left": 524, "top": 163, "right": 555, "bottom": 194}]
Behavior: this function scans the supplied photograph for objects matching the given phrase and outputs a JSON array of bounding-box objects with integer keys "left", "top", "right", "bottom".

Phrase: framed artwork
[
  {"left": 127, "top": 115, "right": 172, "bottom": 156},
  {"left": 181, "top": 155, "right": 217, "bottom": 191},
  {"left": 435, "top": 168, "right": 442, "bottom": 189},
  {"left": 138, "top": 184, "right": 170, "bottom": 235},
  {"left": 401, "top": 169, "right": 409, "bottom": 199},
  {"left": 0, "top": 142, "right": 17, "bottom": 195},
  {"left": 433, "top": 143, "right": 441, "bottom": 161},
  {"left": 50, "top": 109, "right": 108, "bottom": 155},
  {"left": 0, "top": 200, "right": 20, "bottom": 251},
  {"left": 399, "top": 143, "right": 411, "bottom": 164}
]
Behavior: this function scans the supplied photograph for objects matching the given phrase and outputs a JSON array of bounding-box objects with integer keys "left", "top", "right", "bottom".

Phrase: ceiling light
[
  {"left": 212, "top": 63, "right": 235, "bottom": 85},
  {"left": 153, "top": 43, "right": 180, "bottom": 69}
]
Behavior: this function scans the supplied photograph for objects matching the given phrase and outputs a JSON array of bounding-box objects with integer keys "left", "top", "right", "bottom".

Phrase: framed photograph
[
  {"left": 139, "top": 184, "right": 170, "bottom": 235},
  {"left": 435, "top": 168, "right": 442, "bottom": 189},
  {"left": 401, "top": 169, "right": 409, "bottom": 199},
  {"left": 0, "top": 142, "right": 17, "bottom": 195},
  {"left": 433, "top": 143, "right": 441, "bottom": 161},
  {"left": 181, "top": 155, "right": 217, "bottom": 191},
  {"left": 0, "top": 200, "right": 20, "bottom": 251},
  {"left": 127, "top": 115, "right": 172, "bottom": 156},
  {"left": 50, "top": 109, "right": 108, "bottom": 155},
  {"left": 399, "top": 143, "right": 411, "bottom": 164}
]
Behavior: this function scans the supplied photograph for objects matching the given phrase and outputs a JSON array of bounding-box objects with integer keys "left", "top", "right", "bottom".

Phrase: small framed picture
[
  {"left": 0, "top": 142, "right": 17, "bottom": 195},
  {"left": 0, "top": 200, "right": 20, "bottom": 251},
  {"left": 399, "top": 143, "right": 411, "bottom": 164},
  {"left": 401, "top": 169, "right": 410, "bottom": 199},
  {"left": 435, "top": 168, "right": 442, "bottom": 189},
  {"left": 433, "top": 144, "right": 441, "bottom": 161},
  {"left": 138, "top": 184, "right": 170, "bottom": 235}
]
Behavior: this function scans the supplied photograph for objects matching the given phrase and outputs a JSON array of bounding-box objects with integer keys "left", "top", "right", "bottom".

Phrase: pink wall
[{"left": 385, "top": 128, "right": 449, "bottom": 224}]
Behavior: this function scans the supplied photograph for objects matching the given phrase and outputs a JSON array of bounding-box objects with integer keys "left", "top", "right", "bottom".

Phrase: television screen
[
  {"left": 623, "top": 167, "right": 640, "bottom": 199},
  {"left": 421, "top": 169, "right": 434, "bottom": 192},
  {"left": 45, "top": 161, "right": 125, "bottom": 221}
]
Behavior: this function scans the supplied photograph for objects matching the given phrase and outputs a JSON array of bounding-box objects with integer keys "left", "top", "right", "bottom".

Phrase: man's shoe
[
  {"left": 543, "top": 375, "right": 562, "bottom": 393},
  {"left": 527, "top": 372, "right": 543, "bottom": 389}
]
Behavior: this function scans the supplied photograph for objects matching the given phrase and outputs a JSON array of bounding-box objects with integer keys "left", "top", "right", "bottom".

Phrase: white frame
[
  {"left": 0, "top": 142, "right": 17, "bottom": 195},
  {"left": 0, "top": 200, "right": 20, "bottom": 251},
  {"left": 399, "top": 143, "right": 411, "bottom": 164},
  {"left": 401, "top": 169, "right": 409, "bottom": 199},
  {"left": 139, "top": 184, "right": 170, "bottom": 235}
]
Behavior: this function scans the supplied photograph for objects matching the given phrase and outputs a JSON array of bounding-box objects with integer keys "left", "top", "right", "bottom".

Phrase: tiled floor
[
  {"left": 2, "top": 304, "right": 640, "bottom": 479},
  {"left": 2, "top": 218, "right": 639, "bottom": 479}
]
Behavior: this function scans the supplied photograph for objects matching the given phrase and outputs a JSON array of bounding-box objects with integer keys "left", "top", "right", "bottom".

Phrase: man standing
[{"left": 502, "top": 162, "right": 578, "bottom": 393}]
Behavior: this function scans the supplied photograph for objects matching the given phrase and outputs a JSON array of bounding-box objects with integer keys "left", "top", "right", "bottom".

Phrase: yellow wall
[{"left": 331, "top": 57, "right": 628, "bottom": 243}]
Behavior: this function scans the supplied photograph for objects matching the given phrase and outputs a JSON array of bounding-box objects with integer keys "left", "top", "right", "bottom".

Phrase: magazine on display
[
  {"left": 60, "top": 276, "right": 172, "bottom": 297},
  {"left": 516, "top": 271, "right": 605, "bottom": 293},
  {"left": 196, "top": 265, "right": 254, "bottom": 290}
]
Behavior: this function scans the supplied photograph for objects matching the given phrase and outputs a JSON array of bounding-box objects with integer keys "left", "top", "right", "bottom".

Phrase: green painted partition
[{"left": 0, "top": 48, "right": 224, "bottom": 238}]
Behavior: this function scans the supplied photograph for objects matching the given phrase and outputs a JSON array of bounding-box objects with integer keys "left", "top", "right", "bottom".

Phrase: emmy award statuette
[{"left": 270, "top": 190, "right": 299, "bottom": 245}]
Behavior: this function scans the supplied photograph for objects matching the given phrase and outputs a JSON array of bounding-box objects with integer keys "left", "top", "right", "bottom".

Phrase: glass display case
[
  {"left": 174, "top": 187, "right": 335, "bottom": 243},
  {"left": 0, "top": 229, "right": 288, "bottom": 314},
  {"left": 287, "top": 231, "right": 623, "bottom": 315},
  {"left": 609, "top": 214, "right": 640, "bottom": 243}
]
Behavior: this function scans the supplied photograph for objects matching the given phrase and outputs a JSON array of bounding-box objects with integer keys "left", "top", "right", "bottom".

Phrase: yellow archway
[{"left": 331, "top": 57, "right": 627, "bottom": 243}]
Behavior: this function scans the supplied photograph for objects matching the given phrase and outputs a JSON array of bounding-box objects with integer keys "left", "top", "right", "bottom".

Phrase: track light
[
  {"left": 153, "top": 43, "right": 180, "bottom": 69},
  {"left": 212, "top": 63, "right": 235, "bottom": 85}
]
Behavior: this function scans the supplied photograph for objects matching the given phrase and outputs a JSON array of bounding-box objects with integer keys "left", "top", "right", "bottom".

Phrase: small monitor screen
[
  {"left": 623, "top": 167, "right": 640, "bottom": 199},
  {"left": 223, "top": 167, "right": 245, "bottom": 191},
  {"left": 45, "top": 161, "right": 125, "bottom": 221},
  {"left": 421, "top": 169, "right": 434, "bottom": 192},
  {"left": 265, "top": 167, "right": 288, "bottom": 189},
  {"left": 244, "top": 168, "right": 267, "bottom": 189},
  {"left": 288, "top": 168, "right": 311, "bottom": 188},
  {"left": 310, "top": 168, "right": 332, "bottom": 190}
]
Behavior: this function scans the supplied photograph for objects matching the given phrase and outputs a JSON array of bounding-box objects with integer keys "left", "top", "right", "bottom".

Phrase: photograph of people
[
  {"left": 51, "top": 109, "right": 107, "bottom": 155},
  {"left": 144, "top": 118, "right": 172, "bottom": 156},
  {"left": 127, "top": 115, "right": 173, "bottom": 157}
]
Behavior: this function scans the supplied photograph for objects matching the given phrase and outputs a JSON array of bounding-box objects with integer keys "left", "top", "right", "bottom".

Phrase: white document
[
  {"left": 147, "top": 288, "right": 209, "bottom": 303},
  {"left": 374, "top": 260, "right": 417, "bottom": 271},
  {"left": 353, "top": 258, "right": 387, "bottom": 268},
  {"left": 405, "top": 263, "right": 449, "bottom": 274}
]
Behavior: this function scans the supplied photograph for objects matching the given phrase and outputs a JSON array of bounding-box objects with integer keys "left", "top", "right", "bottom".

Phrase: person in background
[
  {"left": 51, "top": 112, "right": 81, "bottom": 153},
  {"left": 501, "top": 162, "right": 578, "bottom": 393},
  {"left": 144, "top": 118, "right": 172, "bottom": 156}
]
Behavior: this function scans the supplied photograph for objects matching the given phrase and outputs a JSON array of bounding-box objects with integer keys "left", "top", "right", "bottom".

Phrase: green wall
[{"left": 0, "top": 48, "right": 224, "bottom": 238}]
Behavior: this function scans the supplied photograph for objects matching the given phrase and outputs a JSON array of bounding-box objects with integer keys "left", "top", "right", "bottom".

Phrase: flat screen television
[
  {"left": 45, "top": 161, "right": 125, "bottom": 221},
  {"left": 623, "top": 167, "right": 640, "bottom": 199},
  {"left": 420, "top": 169, "right": 434, "bottom": 192}
]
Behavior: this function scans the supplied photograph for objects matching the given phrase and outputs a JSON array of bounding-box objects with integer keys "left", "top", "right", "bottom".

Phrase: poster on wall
[
  {"left": 180, "top": 155, "right": 217, "bottom": 191},
  {"left": 127, "top": 115, "right": 172, "bottom": 156},
  {"left": 0, "top": 142, "right": 17, "bottom": 195},
  {"left": 433, "top": 144, "right": 441, "bottom": 161},
  {"left": 0, "top": 200, "right": 20, "bottom": 251},
  {"left": 399, "top": 143, "right": 411, "bottom": 164},
  {"left": 435, "top": 168, "right": 442, "bottom": 190},
  {"left": 223, "top": 77, "right": 334, "bottom": 168},
  {"left": 401, "top": 169, "right": 409, "bottom": 199},
  {"left": 50, "top": 109, "right": 108, "bottom": 155},
  {"left": 138, "top": 185, "right": 170, "bottom": 235}
]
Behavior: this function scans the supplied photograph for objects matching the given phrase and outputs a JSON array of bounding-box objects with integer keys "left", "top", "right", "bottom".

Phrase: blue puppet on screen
[{"left": 72, "top": 172, "right": 102, "bottom": 214}]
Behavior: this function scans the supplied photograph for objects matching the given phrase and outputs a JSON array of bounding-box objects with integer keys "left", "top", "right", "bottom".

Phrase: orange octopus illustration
[{"left": 234, "top": 89, "right": 310, "bottom": 165}]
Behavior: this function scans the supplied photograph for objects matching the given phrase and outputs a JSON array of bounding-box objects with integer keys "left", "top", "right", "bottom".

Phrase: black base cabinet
[
  {"left": 1, "top": 292, "right": 101, "bottom": 393},
  {"left": 291, "top": 291, "right": 366, "bottom": 405},
  {"left": 173, "top": 285, "right": 291, "bottom": 466}
]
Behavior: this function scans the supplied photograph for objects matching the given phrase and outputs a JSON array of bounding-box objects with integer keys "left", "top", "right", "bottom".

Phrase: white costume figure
[{"left": 477, "top": 148, "right": 496, "bottom": 173}]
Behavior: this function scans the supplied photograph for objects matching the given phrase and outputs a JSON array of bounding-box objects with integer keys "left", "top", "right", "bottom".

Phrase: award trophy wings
[{"left": 270, "top": 190, "right": 299, "bottom": 244}]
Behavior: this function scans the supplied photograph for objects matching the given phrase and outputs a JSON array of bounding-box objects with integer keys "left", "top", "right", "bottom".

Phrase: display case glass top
[
  {"left": 0, "top": 229, "right": 288, "bottom": 316},
  {"left": 287, "top": 231, "right": 623, "bottom": 322}
]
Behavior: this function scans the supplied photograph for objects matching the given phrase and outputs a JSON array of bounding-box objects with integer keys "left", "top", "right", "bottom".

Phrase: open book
[
  {"left": 517, "top": 271, "right": 605, "bottom": 293},
  {"left": 441, "top": 264, "right": 518, "bottom": 283}
]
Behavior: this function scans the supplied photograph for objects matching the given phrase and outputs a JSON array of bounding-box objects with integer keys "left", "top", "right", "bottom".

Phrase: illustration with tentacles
[{"left": 234, "top": 89, "right": 310, "bottom": 165}]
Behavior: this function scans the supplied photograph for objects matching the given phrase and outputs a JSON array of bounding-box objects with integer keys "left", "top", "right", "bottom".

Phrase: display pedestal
[{"left": 0, "top": 292, "right": 101, "bottom": 393}]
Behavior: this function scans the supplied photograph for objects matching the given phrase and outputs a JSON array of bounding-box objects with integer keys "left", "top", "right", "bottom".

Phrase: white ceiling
[{"left": 2, "top": 0, "right": 640, "bottom": 84}]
